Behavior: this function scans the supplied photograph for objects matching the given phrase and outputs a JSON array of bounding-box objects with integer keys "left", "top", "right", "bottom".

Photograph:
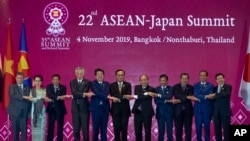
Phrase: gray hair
[{"left": 75, "top": 66, "right": 85, "bottom": 73}]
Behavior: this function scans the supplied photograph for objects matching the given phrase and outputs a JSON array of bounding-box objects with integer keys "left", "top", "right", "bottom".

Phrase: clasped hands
[
  {"left": 205, "top": 93, "right": 216, "bottom": 99},
  {"left": 108, "top": 95, "right": 135, "bottom": 103},
  {"left": 23, "top": 96, "right": 53, "bottom": 102}
]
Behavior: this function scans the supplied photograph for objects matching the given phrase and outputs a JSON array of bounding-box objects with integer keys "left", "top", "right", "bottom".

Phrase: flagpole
[
  {"left": 6, "top": 18, "right": 11, "bottom": 141},
  {"left": 7, "top": 114, "right": 9, "bottom": 141}
]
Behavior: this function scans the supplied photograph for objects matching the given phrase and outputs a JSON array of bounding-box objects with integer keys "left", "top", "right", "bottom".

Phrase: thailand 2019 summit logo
[{"left": 41, "top": 2, "right": 70, "bottom": 50}]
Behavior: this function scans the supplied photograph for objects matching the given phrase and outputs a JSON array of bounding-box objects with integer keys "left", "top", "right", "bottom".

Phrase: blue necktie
[{"left": 162, "top": 87, "right": 166, "bottom": 94}]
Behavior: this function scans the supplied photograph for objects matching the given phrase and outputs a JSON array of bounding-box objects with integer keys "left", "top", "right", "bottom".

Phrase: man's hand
[
  {"left": 123, "top": 95, "right": 134, "bottom": 100},
  {"left": 186, "top": 95, "right": 193, "bottom": 100},
  {"left": 147, "top": 92, "right": 158, "bottom": 97},
  {"left": 108, "top": 96, "right": 120, "bottom": 103},
  {"left": 57, "top": 95, "right": 70, "bottom": 100},
  {"left": 167, "top": 99, "right": 181, "bottom": 104},
  {"left": 206, "top": 93, "right": 216, "bottom": 99},
  {"left": 85, "top": 92, "right": 95, "bottom": 98},
  {"left": 65, "top": 95, "right": 73, "bottom": 99},
  {"left": 187, "top": 96, "right": 200, "bottom": 101},
  {"left": 43, "top": 96, "right": 53, "bottom": 102},
  {"left": 23, "top": 96, "right": 33, "bottom": 101}
]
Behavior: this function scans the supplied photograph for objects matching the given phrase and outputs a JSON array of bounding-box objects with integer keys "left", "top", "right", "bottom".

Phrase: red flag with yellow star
[{"left": 2, "top": 22, "right": 15, "bottom": 109}]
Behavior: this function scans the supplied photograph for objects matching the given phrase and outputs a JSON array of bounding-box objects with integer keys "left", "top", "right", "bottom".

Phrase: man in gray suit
[{"left": 7, "top": 72, "right": 32, "bottom": 141}]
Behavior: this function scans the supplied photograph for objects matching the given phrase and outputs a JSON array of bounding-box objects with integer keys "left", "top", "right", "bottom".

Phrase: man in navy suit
[
  {"left": 110, "top": 69, "right": 133, "bottom": 141},
  {"left": 132, "top": 74, "right": 157, "bottom": 141},
  {"left": 207, "top": 73, "right": 232, "bottom": 141},
  {"left": 8, "top": 72, "right": 32, "bottom": 141},
  {"left": 173, "top": 73, "right": 194, "bottom": 141},
  {"left": 193, "top": 70, "right": 214, "bottom": 141},
  {"left": 154, "top": 74, "right": 174, "bottom": 141},
  {"left": 46, "top": 74, "right": 70, "bottom": 141},
  {"left": 90, "top": 68, "right": 119, "bottom": 141}
]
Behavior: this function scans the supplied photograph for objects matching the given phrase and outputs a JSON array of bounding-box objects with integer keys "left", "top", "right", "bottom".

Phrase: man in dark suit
[
  {"left": 8, "top": 72, "right": 32, "bottom": 141},
  {"left": 173, "top": 73, "right": 194, "bottom": 141},
  {"left": 90, "top": 68, "right": 118, "bottom": 141},
  {"left": 207, "top": 73, "right": 232, "bottom": 141},
  {"left": 70, "top": 67, "right": 94, "bottom": 141},
  {"left": 110, "top": 69, "right": 133, "bottom": 141},
  {"left": 132, "top": 74, "right": 157, "bottom": 141},
  {"left": 46, "top": 74, "right": 70, "bottom": 141},
  {"left": 193, "top": 70, "right": 214, "bottom": 141},
  {"left": 154, "top": 74, "right": 174, "bottom": 141}
]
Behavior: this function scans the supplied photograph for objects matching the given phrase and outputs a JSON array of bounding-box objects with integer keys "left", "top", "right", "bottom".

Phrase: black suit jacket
[
  {"left": 132, "top": 85, "right": 155, "bottom": 117},
  {"left": 46, "top": 84, "right": 67, "bottom": 115},
  {"left": 110, "top": 81, "right": 132, "bottom": 116},
  {"left": 7, "top": 84, "right": 31, "bottom": 118},
  {"left": 173, "top": 83, "right": 194, "bottom": 117},
  {"left": 70, "top": 79, "right": 90, "bottom": 113},
  {"left": 213, "top": 84, "right": 232, "bottom": 116}
]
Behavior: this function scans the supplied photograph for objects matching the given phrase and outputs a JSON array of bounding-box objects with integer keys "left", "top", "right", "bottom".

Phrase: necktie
[
  {"left": 201, "top": 83, "right": 205, "bottom": 89},
  {"left": 19, "top": 85, "right": 23, "bottom": 90},
  {"left": 218, "top": 85, "right": 222, "bottom": 93},
  {"left": 54, "top": 87, "right": 57, "bottom": 93},
  {"left": 78, "top": 80, "right": 82, "bottom": 85},
  {"left": 162, "top": 87, "right": 166, "bottom": 94},
  {"left": 118, "top": 82, "right": 122, "bottom": 93},
  {"left": 182, "top": 85, "right": 186, "bottom": 92}
]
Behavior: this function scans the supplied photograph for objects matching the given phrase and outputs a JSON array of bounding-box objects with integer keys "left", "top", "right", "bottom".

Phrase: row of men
[{"left": 7, "top": 67, "right": 232, "bottom": 141}]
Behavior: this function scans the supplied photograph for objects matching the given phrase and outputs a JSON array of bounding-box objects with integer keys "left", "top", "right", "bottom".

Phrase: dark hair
[
  {"left": 115, "top": 69, "right": 125, "bottom": 75},
  {"left": 16, "top": 72, "right": 24, "bottom": 76},
  {"left": 52, "top": 74, "right": 60, "bottom": 80},
  {"left": 95, "top": 68, "right": 105, "bottom": 75},
  {"left": 215, "top": 73, "right": 224, "bottom": 79},
  {"left": 199, "top": 70, "right": 208, "bottom": 76},
  {"left": 159, "top": 74, "right": 168, "bottom": 80},
  {"left": 33, "top": 75, "right": 43, "bottom": 82},
  {"left": 180, "top": 73, "right": 189, "bottom": 79}
]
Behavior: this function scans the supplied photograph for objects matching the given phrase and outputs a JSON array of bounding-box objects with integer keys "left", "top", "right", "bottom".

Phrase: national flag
[
  {"left": 18, "top": 21, "right": 31, "bottom": 87},
  {"left": 2, "top": 22, "right": 15, "bottom": 109},
  {"left": 239, "top": 28, "right": 250, "bottom": 111}
]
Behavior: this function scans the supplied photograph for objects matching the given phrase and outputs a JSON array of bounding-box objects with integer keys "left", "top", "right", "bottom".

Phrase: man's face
[
  {"left": 181, "top": 75, "right": 189, "bottom": 85},
  {"left": 76, "top": 69, "right": 84, "bottom": 80},
  {"left": 199, "top": 71, "right": 207, "bottom": 83},
  {"left": 52, "top": 76, "right": 60, "bottom": 86},
  {"left": 216, "top": 75, "right": 225, "bottom": 85},
  {"left": 96, "top": 71, "right": 104, "bottom": 82},
  {"left": 160, "top": 77, "right": 168, "bottom": 86},
  {"left": 116, "top": 71, "right": 125, "bottom": 82},
  {"left": 16, "top": 75, "right": 24, "bottom": 85},
  {"left": 140, "top": 75, "right": 148, "bottom": 87}
]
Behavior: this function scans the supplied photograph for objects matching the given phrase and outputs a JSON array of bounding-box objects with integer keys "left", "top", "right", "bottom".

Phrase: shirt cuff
[{"left": 134, "top": 95, "right": 138, "bottom": 99}]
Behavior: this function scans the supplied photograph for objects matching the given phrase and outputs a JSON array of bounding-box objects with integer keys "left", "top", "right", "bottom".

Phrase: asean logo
[{"left": 43, "top": 2, "right": 69, "bottom": 37}]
